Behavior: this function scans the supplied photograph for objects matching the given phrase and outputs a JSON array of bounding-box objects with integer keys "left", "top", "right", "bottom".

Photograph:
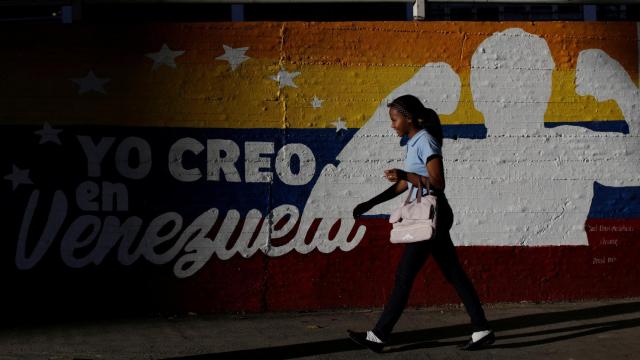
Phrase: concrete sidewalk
[{"left": 1, "top": 298, "right": 640, "bottom": 359}]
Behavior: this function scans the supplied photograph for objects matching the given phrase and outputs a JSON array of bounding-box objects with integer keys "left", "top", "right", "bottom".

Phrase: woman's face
[{"left": 389, "top": 107, "right": 412, "bottom": 136}]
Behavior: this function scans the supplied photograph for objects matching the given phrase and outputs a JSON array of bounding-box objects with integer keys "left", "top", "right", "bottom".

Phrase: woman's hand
[
  {"left": 384, "top": 168, "right": 406, "bottom": 182},
  {"left": 353, "top": 201, "right": 374, "bottom": 219}
]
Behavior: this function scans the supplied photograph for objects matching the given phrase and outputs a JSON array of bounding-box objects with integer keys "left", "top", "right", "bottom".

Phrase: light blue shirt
[{"left": 403, "top": 129, "right": 442, "bottom": 201}]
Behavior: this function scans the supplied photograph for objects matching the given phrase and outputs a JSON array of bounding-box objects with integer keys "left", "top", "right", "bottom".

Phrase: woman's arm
[
  {"left": 368, "top": 179, "right": 409, "bottom": 206},
  {"left": 352, "top": 180, "right": 408, "bottom": 219},
  {"left": 386, "top": 156, "right": 446, "bottom": 192}
]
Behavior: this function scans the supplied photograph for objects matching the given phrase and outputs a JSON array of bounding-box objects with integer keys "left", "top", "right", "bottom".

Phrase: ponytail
[{"left": 420, "top": 107, "right": 443, "bottom": 148}]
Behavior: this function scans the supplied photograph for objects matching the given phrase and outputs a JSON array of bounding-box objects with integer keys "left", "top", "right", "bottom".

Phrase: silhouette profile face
[
  {"left": 471, "top": 28, "right": 556, "bottom": 136},
  {"left": 389, "top": 107, "right": 413, "bottom": 137}
]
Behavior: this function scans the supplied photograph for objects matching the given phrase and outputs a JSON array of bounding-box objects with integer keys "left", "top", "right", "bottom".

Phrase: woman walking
[{"left": 348, "top": 94, "right": 494, "bottom": 353}]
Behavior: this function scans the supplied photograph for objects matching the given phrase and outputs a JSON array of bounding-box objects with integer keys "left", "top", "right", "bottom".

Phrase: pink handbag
[{"left": 389, "top": 175, "right": 438, "bottom": 243}]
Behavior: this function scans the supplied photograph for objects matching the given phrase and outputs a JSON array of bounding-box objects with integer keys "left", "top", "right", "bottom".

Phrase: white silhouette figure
[
  {"left": 262, "top": 63, "right": 462, "bottom": 256},
  {"left": 448, "top": 29, "right": 640, "bottom": 246},
  {"left": 445, "top": 28, "right": 566, "bottom": 246},
  {"left": 270, "top": 27, "right": 640, "bottom": 253},
  {"left": 470, "top": 28, "right": 555, "bottom": 137}
]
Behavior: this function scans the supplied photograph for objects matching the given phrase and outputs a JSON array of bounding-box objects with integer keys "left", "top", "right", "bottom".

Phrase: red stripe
[{"left": 176, "top": 218, "right": 640, "bottom": 313}]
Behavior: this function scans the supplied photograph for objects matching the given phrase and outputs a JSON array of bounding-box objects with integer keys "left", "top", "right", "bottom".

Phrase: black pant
[{"left": 372, "top": 193, "right": 490, "bottom": 343}]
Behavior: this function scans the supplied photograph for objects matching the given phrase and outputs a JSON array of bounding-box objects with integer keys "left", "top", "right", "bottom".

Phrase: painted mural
[{"left": 1, "top": 22, "right": 639, "bottom": 316}]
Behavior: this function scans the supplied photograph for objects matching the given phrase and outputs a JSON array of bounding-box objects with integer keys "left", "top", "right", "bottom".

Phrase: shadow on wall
[{"left": 163, "top": 301, "right": 640, "bottom": 359}]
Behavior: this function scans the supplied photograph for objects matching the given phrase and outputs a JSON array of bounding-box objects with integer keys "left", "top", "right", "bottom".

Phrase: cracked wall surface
[{"left": 0, "top": 21, "right": 639, "bottom": 315}]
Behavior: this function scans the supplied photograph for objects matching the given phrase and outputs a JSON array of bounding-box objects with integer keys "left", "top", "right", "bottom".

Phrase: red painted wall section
[
  {"left": 0, "top": 22, "right": 639, "bottom": 320},
  {"left": 176, "top": 219, "right": 640, "bottom": 313}
]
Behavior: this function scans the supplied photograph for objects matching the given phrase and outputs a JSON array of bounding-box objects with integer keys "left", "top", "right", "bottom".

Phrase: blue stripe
[
  {"left": 442, "top": 120, "right": 629, "bottom": 140},
  {"left": 443, "top": 124, "right": 487, "bottom": 139},
  {"left": 0, "top": 125, "right": 357, "bottom": 219},
  {"left": 1, "top": 124, "right": 636, "bottom": 220},
  {"left": 589, "top": 181, "right": 640, "bottom": 218},
  {"left": 544, "top": 120, "right": 629, "bottom": 134}
]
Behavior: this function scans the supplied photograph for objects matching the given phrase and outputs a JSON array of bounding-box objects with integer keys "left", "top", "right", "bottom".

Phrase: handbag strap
[{"left": 404, "top": 174, "right": 430, "bottom": 204}]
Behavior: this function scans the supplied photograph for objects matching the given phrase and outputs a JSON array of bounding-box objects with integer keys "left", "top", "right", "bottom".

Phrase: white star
[
  {"left": 270, "top": 68, "right": 301, "bottom": 89},
  {"left": 70, "top": 70, "right": 110, "bottom": 94},
  {"left": 331, "top": 117, "right": 348, "bottom": 132},
  {"left": 4, "top": 164, "right": 33, "bottom": 191},
  {"left": 311, "top": 96, "right": 324, "bottom": 109},
  {"left": 34, "top": 122, "right": 62, "bottom": 145},
  {"left": 146, "top": 43, "right": 185, "bottom": 70},
  {"left": 215, "top": 45, "right": 250, "bottom": 71}
]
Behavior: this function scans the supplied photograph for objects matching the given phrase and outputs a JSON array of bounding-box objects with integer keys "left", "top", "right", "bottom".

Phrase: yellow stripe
[
  {"left": 545, "top": 70, "right": 624, "bottom": 123},
  {"left": 0, "top": 61, "right": 626, "bottom": 128}
]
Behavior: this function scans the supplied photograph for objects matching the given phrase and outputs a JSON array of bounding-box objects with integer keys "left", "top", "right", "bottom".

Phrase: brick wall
[{"left": 0, "top": 22, "right": 638, "bottom": 319}]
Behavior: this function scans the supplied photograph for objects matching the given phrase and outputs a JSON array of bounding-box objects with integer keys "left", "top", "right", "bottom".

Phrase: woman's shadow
[
  {"left": 387, "top": 301, "right": 640, "bottom": 353},
  {"left": 163, "top": 301, "right": 640, "bottom": 359}
]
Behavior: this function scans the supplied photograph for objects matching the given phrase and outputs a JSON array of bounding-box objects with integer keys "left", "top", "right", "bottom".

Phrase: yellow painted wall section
[{"left": 0, "top": 22, "right": 636, "bottom": 128}]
